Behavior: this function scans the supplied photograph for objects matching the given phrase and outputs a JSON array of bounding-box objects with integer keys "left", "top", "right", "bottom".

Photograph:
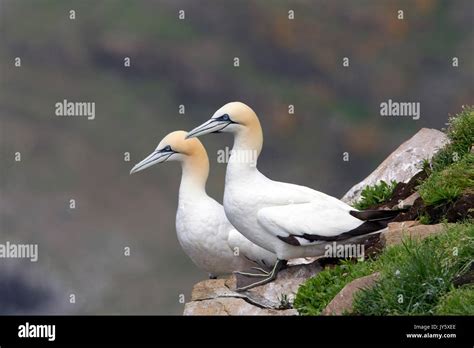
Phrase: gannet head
[
  {"left": 186, "top": 102, "right": 260, "bottom": 139},
  {"left": 130, "top": 130, "right": 207, "bottom": 174}
]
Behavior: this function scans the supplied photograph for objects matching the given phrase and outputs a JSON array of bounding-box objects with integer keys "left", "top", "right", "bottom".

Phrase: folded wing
[{"left": 257, "top": 202, "right": 396, "bottom": 246}]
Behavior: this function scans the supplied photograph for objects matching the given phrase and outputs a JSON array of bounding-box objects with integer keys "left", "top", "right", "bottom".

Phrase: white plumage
[
  {"left": 186, "top": 102, "right": 394, "bottom": 263},
  {"left": 223, "top": 168, "right": 369, "bottom": 260},
  {"left": 130, "top": 130, "right": 276, "bottom": 277}
]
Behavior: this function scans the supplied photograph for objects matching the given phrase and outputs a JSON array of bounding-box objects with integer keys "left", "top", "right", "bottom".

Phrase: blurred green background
[{"left": 1, "top": 0, "right": 473, "bottom": 314}]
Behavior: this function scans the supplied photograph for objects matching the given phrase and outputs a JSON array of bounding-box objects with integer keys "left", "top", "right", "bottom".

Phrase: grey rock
[
  {"left": 393, "top": 191, "right": 420, "bottom": 209},
  {"left": 183, "top": 259, "right": 322, "bottom": 315},
  {"left": 341, "top": 128, "right": 448, "bottom": 205},
  {"left": 184, "top": 297, "right": 298, "bottom": 316},
  {"left": 381, "top": 221, "right": 448, "bottom": 247},
  {"left": 322, "top": 272, "right": 380, "bottom": 315}
]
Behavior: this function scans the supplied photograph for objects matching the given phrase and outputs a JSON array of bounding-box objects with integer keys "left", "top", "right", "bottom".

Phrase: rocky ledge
[
  {"left": 184, "top": 221, "right": 447, "bottom": 315},
  {"left": 341, "top": 128, "right": 448, "bottom": 205},
  {"left": 183, "top": 127, "right": 468, "bottom": 315},
  {"left": 184, "top": 259, "right": 321, "bottom": 315}
]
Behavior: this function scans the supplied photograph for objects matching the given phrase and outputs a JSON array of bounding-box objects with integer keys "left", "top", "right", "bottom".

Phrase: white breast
[{"left": 176, "top": 194, "right": 274, "bottom": 276}]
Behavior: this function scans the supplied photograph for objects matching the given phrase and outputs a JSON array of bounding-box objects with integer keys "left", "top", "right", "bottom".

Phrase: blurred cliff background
[{"left": 0, "top": 0, "right": 473, "bottom": 314}]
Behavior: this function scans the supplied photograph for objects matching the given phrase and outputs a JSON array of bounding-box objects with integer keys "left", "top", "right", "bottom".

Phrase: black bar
[{"left": 0, "top": 316, "right": 472, "bottom": 346}]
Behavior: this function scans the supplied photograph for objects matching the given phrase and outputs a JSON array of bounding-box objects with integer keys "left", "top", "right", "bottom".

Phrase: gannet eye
[
  {"left": 163, "top": 145, "right": 172, "bottom": 152},
  {"left": 222, "top": 114, "right": 230, "bottom": 121}
]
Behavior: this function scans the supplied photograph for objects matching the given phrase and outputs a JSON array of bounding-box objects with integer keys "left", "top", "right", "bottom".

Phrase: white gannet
[
  {"left": 130, "top": 130, "right": 277, "bottom": 278},
  {"left": 186, "top": 102, "right": 402, "bottom": 289}
]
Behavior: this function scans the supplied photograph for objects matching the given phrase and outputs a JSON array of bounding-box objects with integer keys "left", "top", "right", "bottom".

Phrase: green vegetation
[
  {"left": 352, "top": 223, "right": 473, "bottom": 315},
  {"left": 298, "top": 108, "right": 474, "bottom": 316},
  {"left": 295, "top": 223, "right": 474, "bottom": 315},
  {"left": 353, "top": 106, "right": 473, "bottom": 224},
  {"left": 420, "top": 158, "right": 432, "bottom": 173},
  {"left": 353, "top": 180, "right": 398, "bottom": 210},
  {"left": 418, "top": 154, "right": 474, "bottom": 205},
  {"left": 294, "top": 259, "right": 376, "bottom": 315},
  {"left": 430, "top": 105, "right": 474, "bottom": 173},
  {"left": 415, "top": 107, "right": 474, "bottom": 222},
  {"left": 418, "top": 213, "right": 431, "bottom": 225},
  {"left": 417, "top": 106, "right": 474, "bottom": 207},
  {"left": 434, "top": 285, "right": 474, "bottom": 315},
  {"left": 278, "top": 293, "right": 293, "bottom": 310}
]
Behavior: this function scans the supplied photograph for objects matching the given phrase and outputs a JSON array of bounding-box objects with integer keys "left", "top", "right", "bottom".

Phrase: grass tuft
[
  {"left": 418, "top": 154, "right": 474, "bottom": 206},
  {"left": 418, "top": 213, "right": 431, "bottom": 225},
  {"left": 352, "top": 222, "right": 473, "bottom": 315},
  {"left": 430, "top": 105, "right": 474, "bottom": 173},
  {"left": 353, "top": 180, "right": 398, "bottom": 210},
  {"left": 294, "top": 259, "right": 376, "bottom": 315},
  {"left": 295, "top": 222, "right": 474, "bottom": 315},
  {"left": 434, "top": 285, "right": 474, "bottom": 315}
]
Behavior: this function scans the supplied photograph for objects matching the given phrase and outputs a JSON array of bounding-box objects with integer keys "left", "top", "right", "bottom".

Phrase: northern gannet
[
  {"left": 130, "top": 130, "right": 276, "bottom": 278},
  {"left": 186, "top": 102, "right": 401, "bottom": 290}
]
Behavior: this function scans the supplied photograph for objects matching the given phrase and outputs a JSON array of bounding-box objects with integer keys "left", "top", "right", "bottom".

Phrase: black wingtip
[
  {"left": 350, "top": 209, "right": 405, "bottom": 222},
  {"left": 277, "top": 235, "right": 300, "bottom": 246}
]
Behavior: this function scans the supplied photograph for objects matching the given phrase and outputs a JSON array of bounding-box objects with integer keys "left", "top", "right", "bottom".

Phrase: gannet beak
[
  {"left": 130, "top": 150, "right": 174, "bottom": 174},
  {"left": 186, "top": 118, "right": 231, "bottom": 139}
]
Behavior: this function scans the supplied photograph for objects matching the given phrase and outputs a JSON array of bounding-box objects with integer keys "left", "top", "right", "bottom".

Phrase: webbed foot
[{"left": 234, "top": 259, "right": 287, "bottom": 291}]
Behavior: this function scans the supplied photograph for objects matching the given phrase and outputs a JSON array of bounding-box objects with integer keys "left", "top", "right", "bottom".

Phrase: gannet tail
[
  {"left": 299, "top": 208, "right": 407, "bottom": 243},
  {"left": 349, "top": 209, "right": 406, "bottom": 222},
  {"left": 330, "top": 208, "right": 407, "bottom": 240}
]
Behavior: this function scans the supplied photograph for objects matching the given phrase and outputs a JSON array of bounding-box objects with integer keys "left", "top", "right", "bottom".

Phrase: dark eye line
[
  {"left": 160, "top": 145, "right": 175, "bottom": 153},
  {"left": 216, "top": 114, "right": 237, "bottom": 123}
]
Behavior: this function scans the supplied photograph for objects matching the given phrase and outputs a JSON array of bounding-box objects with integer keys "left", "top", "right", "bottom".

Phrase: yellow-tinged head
[
  {"left": 186, "top": 102, "right": 263, "bottom": 153},
  {"left": 130, "top": 130, "right": 209, "bottom": 175}
]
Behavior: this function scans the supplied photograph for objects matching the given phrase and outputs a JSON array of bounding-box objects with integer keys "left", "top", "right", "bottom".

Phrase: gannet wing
[{"left": 257, "top": 202, "right": 391, "bottom": 246}]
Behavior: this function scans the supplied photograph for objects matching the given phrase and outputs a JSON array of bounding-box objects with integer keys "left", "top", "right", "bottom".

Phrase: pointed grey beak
[
  {"left": 130, "top": 150, "right": 174, "bottom": 174},
  {"left": 186, "top": 118, "right": 231, "bottom": 139}
]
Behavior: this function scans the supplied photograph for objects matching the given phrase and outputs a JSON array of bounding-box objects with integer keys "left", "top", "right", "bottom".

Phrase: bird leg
[
  {"left": 250, "top": 266, "right": 272, "bottom": 274},
  {"left": 234, "top": 266, "right": 270, "bottom": 277},
  {"left": 234, "top": 259, "right": 287, "bottom": 291}
]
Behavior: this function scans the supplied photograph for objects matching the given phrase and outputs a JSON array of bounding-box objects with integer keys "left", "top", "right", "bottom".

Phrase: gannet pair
[
  {"left": 130, "top": 131, "right": 276, "bottom": 278},
  {"left": 187, "top": 102, "right": 401, "bottom": 290}
]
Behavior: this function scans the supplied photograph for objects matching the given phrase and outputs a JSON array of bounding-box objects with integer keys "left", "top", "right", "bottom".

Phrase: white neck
[
  {"left": 178, "top": 155, "right": 209, "bottom": 202},
  {"left": 228, "top": 121, "right": 263, "bottom": 174},
  {"left": 235, "top": 121, "right": 263, "bottom": 151}
]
